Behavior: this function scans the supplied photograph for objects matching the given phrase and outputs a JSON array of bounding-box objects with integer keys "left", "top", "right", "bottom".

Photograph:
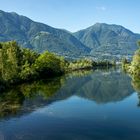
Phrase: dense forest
[
  {"left": 0, "top": 41, "right": 65, "bottom": 84},
  {"left": 0, "top": 41, "right": 115, "bottom": 92},
  {"left": 123, "top": 40, "right": 140, "bottom": 77},
  {"left": 122, "top": 40, "right": 140, "bottom": 106}
]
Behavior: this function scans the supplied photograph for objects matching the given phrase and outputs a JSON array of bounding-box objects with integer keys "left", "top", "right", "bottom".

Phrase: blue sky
[{"left": 0, "top": 0, "right": 139, "bottom": 33}]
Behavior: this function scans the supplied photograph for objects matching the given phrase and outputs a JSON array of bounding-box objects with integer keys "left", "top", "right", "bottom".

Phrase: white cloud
[{"left": 96, "top": 6, "right": 107, "bottom": 11}]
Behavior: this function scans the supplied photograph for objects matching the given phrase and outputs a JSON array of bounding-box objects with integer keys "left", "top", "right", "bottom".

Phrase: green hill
[
  {"left": 1, "top": 10, "right": 140, "bottom": 60},
  {"left": 74, "top": 23, "right": 140, "bottom": 60},
  {"left": 0, "top": 10, "right": 90, "bottom": 58}
]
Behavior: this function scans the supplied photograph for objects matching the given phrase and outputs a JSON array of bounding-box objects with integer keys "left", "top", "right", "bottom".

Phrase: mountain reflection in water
[
  {"left": 1, "top": 68, "right": 140, "bottom": 140},
  {"left": 0, "top": 69, "right": 135, "bottom": 119}
]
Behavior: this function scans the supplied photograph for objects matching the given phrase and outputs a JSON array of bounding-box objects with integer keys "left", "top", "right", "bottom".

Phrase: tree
[
  {"left": 21, "top": 48, "right": 38, "bottom": 65},
  {"left": 127, "top": 40, "right": 140, "bottom": 75},
  {"left": 20, "top": 61, "right": 38, "bottom": 81},
  {"left": 130, "top": 49, "right": 140, "bottom": 75},
  {"left": 0, "top": 41, "right": 22, "bottom": 83},
  {"left": 34, "top": 51, "right": 64, "bottom": 77},
  {"left": 0, "top": 41, "right": 66, "bottom": 85}
]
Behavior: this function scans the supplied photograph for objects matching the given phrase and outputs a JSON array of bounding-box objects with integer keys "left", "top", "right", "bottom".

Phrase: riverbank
[{"left": 0, "top": 41, "right": 115, "bottom": 92}]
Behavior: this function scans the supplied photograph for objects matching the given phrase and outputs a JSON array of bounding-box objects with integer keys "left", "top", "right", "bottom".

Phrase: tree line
[
  {"left": 123, "top": 40, "right": 140, "bottom": 77},
  {"left": 0, "top": 41, "right": 115, "bottom": 91}
]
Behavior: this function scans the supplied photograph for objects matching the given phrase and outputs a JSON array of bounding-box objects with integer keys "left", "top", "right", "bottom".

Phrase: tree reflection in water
[
  {"left": 0, "top": 68, "right": 138, "bottom": 120},
  {"left": 131, "top": 75, "right": 140, "bottom": 107}
]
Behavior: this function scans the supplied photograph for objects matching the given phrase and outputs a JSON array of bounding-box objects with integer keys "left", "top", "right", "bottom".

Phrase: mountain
[
  {"left": 0, "top": 10, "right": 90, "bottom": 57},
  {"left": 73, "top": 23, "right": 140, "bottom": 60},
  {"left": 0, "top": 10, "right": 140, "bottom": 60}
]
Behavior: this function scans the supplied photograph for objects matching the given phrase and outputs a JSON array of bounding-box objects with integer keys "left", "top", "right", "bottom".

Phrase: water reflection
[
  {"left": 0, "top": 77, "right": 64, "bottom": 119},
  {"left": 131, "top": 75, "right": 140, "bottom": 106},
  {"left": 0, "top": 69, "right": 135, "bottom": 119},
  {"left": 61, "top": 69, "right": 134, "bottom": 104},
  {"left": 0, "top": 89, "right": 24, "bottom": 118}
]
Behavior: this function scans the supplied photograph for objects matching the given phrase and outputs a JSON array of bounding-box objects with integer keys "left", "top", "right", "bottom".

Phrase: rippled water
[{"left": 0, "top": 69, "right": 140, "bottom": 140}]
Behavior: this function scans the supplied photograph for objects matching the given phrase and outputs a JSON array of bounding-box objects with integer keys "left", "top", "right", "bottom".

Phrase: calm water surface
[{"left": 0, "top": 69, "right": 140, "bottom": 140}]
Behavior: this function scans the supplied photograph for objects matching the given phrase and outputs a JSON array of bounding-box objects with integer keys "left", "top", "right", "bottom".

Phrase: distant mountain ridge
[
  {"left": 73, "top": 23, "right": 140, "bottom": 60},
  {"left": 0, "top": 10, "right": 140, "bottom": 60},
  {"left": 0, "top": 10, "right": 90, "bottom": 57}
]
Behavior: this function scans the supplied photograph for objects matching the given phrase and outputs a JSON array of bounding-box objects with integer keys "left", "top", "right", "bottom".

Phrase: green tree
[
  {"left": 21, "top": 48, "right": 38, "bottom": 65},
  {"left": 34, "top": 51, "right": 64, "bottom": 77},
  {"left": 0, "top": 41, "right": 22, "bottom": 83},
  {"left": 130, "top": 49, "right": 140, "bottom": 75},
  {"left": 20, "top": 61, "right": 38, "bottom": 81}
]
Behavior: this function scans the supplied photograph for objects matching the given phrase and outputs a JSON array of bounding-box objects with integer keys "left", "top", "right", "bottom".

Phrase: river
[{"left": 0, "top": 68, "right": 140, "bottom": 140}]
